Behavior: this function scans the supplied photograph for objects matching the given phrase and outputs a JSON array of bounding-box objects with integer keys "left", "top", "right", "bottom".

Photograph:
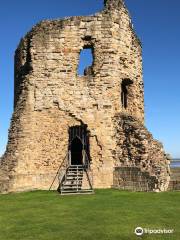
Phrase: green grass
[{"left": 0, "top": 189, "right": 179, "bottom": 240}]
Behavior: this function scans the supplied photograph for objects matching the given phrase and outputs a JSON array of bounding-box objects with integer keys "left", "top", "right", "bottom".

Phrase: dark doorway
[
  {"left": 68, "top": 125, "right": 90, "bottom": 166},
  {"left": 71, "top": 137, "right": 83, "bottom": 165}
]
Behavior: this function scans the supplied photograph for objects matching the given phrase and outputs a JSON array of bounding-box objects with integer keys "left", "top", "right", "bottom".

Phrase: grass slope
[{"left": 0, "top": 189, "right": 179, "bottom": 240}]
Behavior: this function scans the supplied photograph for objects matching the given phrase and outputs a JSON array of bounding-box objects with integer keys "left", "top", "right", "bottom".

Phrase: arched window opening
[
  {"left": 78, "top": 47, "right": 93, "bottom": 76},
  {"left": 121, "top": 79, "right": 133, "bottom": 109}
]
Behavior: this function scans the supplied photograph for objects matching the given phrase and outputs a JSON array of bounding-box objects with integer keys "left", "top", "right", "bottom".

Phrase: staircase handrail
[
  {"left": 84, "top": 151, "right": 93, "bottom": 189},
  {"left": 49, "top": 152, "right": 69, "bottom": 190}
]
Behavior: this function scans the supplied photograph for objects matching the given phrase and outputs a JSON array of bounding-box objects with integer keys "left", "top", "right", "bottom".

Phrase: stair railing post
[
  {"left": 82, "top": 149, "right": 85, "bottom": 167},
  {"left": 91, "top": 162, "right": 93, "bottom": 190},
  {"left": 49, "top": 151, "right": 69, "bottom": 191},
  {"left": 84, "top": 151, "right": 93, "bottom": 191},
  {"left": 68, "top": 150, "right": 71, "bottom": 167}
]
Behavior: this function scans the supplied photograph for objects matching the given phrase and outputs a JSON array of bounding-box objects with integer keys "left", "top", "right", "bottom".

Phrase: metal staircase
[
  {"left": 60, "top": 165, "right": 93, "bottom": 195},
  {"left": 49, "top": 151, "right": 94, "bottom": 195}
]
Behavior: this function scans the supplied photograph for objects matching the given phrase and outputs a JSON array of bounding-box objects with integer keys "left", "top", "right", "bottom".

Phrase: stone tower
[{"left": 0, "top": 0, "right": 170, "bottom": 193}]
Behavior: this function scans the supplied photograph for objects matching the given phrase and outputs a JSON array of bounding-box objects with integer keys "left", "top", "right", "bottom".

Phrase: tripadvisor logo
[
  {"left": 135, "top": 227, "right": 144, "bottom": 236},
  {"left": 134, "top": 227, "right": 174, "bottom": 236}
]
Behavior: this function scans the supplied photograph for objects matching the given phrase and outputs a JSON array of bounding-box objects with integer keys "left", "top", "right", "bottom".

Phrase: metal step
[
  {"left": 62, "top": 187, "right": 82, "bottom": 190},
  {"left": 66, "top": 172, "right": 83, "bottom": 175},
  {"left": 66, "top": 178, "right": 83, "bottom": 181},
  {"left": 67, "top": 173, "right": 83, "bottom": 175},
  {"left": 66, "top": 175, "right": 83, "bottom": 178},
  {"left": 68, "top": 166, "right": 84, "bottom": 170},
  {"left": 67, "top": 171, "right": 83, "bottom": 174},
  {"left": 65, "top": 180, "right": 83, "bottom": 183},
  {"left": 66, "top": 176, "right": 83, "bottom": 179},
  {"left": 62, "top": 183, "right": 82, "bottom": 187},
  {"left": 61, "top": 189, "right": 94, "bottom": 195}
]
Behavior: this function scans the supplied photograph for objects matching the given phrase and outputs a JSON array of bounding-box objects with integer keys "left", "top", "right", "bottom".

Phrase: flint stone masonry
[{"left": 0, "top": 0, "right": 170, "bottom": 193}]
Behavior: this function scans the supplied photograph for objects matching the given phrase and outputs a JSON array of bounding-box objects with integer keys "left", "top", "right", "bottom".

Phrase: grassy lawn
[{"left": 0, "top": 189, "right": 179, "bottom": 240}]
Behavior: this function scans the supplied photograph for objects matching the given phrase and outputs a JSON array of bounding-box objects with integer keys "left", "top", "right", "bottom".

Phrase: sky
[{"left": 0, "top": 0, "right": 180, "bottom": 158}]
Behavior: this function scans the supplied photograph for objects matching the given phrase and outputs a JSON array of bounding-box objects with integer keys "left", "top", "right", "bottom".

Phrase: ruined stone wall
[
  {"left": 113, "top": 167, "right": 157, "bottom": 191},
  {"left": 113, "top": 114, "right": 170, "bottom": 191},
  {"left": 0, "top": 0, "right": 170, "bottom": 193},
  {"left": 168, "top": 168, "right": 180, "bottom": 191}
]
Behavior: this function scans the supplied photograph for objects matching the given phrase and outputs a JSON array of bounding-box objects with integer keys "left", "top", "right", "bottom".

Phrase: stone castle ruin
[{"left": 0, "top": 0, "right": 170, "bottom": 193}]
